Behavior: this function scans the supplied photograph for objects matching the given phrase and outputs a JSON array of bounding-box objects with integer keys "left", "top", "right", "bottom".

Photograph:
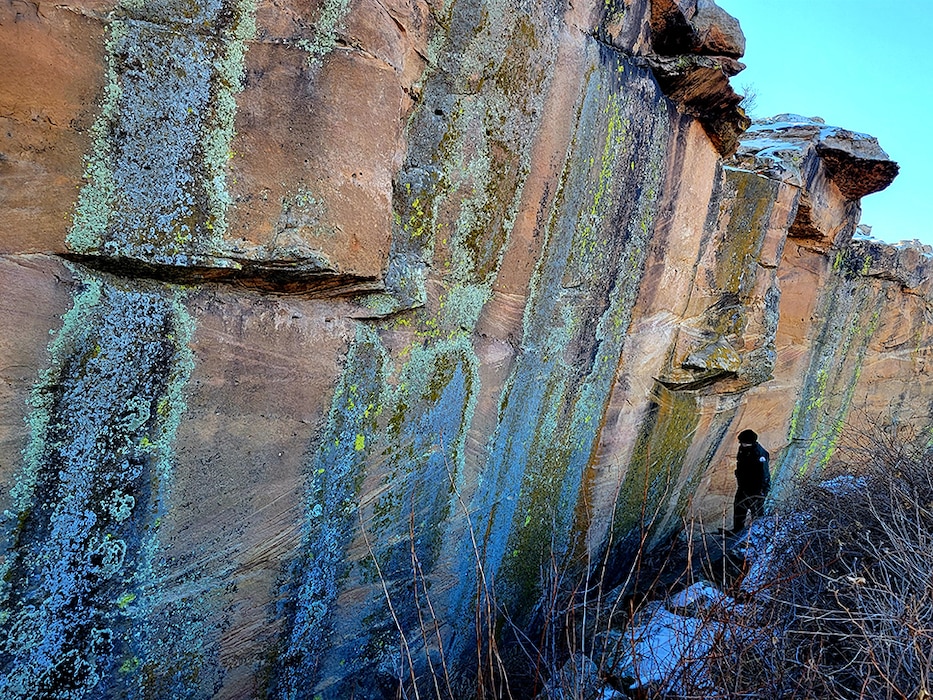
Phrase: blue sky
[{"left": 716, "top": 0, "right": 932, "bottom": 245}]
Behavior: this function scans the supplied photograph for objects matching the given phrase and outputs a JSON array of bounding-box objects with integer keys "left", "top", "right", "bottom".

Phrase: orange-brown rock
[{"left": 0, "top": 1, "right": 927, "bottom": 698}]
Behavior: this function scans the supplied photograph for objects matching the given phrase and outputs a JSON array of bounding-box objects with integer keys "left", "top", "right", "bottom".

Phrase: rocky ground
[{"left": 536, "top": 520, "right": 776, "bottom": 700}]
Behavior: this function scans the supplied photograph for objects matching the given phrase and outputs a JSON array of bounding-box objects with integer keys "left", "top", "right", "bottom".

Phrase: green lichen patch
[
  {"left": 610, "top": 388, "right": 700, "bottom": 546},
  {"left": 716, "top": 172, "right": 777, "bottom": 286},
  {"left": 383, "top": 5, "right": 554, "bottom": 324},
  {"left": 778, "top": 250, "right": 887, "bottom": 482}
]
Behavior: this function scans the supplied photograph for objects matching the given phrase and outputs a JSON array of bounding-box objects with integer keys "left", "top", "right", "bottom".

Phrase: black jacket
[{"left": 736, "top": 443, "right": 770, "bottom": 494}]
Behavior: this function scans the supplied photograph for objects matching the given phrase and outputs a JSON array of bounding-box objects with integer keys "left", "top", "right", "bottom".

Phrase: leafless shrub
[
  {"left": 739, "top": 83, "right": 758, "bottom": 118},
  {"left": 599, "top": 420, "right": 933, "bottom": 700},
  {"left": 367, "top": 421, "right": 933, "bottom": 699},
  {"left": 774, "top": 423, "right": 933, "bottom": 699},
  {"left": 682, "top": 421, "right": 933, "bottom": 700}
]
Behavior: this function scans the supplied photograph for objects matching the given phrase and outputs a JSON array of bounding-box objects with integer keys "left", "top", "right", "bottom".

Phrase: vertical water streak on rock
[
  {"left": 349, "top": 337, "right": 479, "bottom": 693},
  {"left": 68, "top": 0, "right": 257, "bottom": 263},
  {"left": 464, "top": 50, "right": 671, "bottom": 618},
  {"left": 0, "top": 268, "right": 195, "bottom": 699},
  {"left": 270, "top": 322, "right": 481, "bottom": 698},
  {"left": 351, "top": 7, "right": 564, "bottom": 687},
  {"left": 608, "top": 388, "right": 700, "bottom": 559},
  {"left": 778, "top": 247, "right": 887, "bottom": 482},
  {"left": 268, "top": 325, "right": 388, "bottom": 698},
  {"left": 264, "top": 5, "right": 555, "bottom": 691},
  {"left": 378, "top": 3, "right": 555, "bottom": 317}
]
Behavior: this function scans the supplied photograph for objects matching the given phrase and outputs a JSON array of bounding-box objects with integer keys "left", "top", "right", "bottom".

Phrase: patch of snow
[
  {"left": 818, "top": 125, "right": 875, "bottom": 143},
  {"left": 609, "top": 583, "right": 762, "bottom": 700},
  {"left": 818, "top": 474, "right": 867, "bottom": 495},
  {"left": 739, "top": 514, "right": 808, "bottom": 593},
  {"left": 615, "top": 603, "right": 728, "bottom": 696},
  {"left": 668, "top": 581, "right": 734, "bottom": 611}
]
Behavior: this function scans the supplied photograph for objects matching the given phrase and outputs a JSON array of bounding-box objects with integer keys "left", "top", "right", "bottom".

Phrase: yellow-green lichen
[{"left": 116, "top": 592, "right": 137, "bottom": 610}]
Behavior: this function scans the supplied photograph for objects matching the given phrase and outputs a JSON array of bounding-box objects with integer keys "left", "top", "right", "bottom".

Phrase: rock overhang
[
  {"left": 605, "top": 0, "right": 751, "bottom": 155},
  {"left": 732, "top": 114, "right": 899, "bottom": 199}
]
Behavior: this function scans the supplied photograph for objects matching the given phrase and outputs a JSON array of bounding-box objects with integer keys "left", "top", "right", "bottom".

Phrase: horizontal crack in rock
[{"left": 58, "top": 253, "right": 384, "bottom": 297}]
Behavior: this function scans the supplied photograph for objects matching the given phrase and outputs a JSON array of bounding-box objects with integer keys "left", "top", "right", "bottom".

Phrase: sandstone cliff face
[{"left": 0, "top": 1, "right": 924, "bottom": 698}]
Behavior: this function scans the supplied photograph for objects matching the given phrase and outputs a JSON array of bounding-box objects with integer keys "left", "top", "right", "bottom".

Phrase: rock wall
[{"left": 0, "top": 0, "right": 928, "bottom": 698}]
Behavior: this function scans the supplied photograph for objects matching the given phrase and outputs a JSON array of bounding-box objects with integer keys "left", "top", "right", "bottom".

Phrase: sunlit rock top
[{"left": 733, "top": 114, "right": 900, "bottom": 198}]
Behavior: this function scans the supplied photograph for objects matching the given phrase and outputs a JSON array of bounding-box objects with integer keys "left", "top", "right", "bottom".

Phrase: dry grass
[{"left": 364, "top": 421, "right": 933, "bottom": 699}]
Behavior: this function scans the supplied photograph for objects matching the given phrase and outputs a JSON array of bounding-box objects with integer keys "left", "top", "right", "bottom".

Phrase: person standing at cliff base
[{"left": 732, "top": 429, "right": 770, "bottom": 532}]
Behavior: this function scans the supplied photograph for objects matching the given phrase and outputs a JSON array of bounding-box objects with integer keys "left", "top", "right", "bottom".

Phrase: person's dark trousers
[{"left": 732, "top": 490, "right": 766, "bottom": 532}]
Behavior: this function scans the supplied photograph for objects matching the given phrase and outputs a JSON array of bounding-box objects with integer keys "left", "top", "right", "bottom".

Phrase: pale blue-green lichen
[
  {"left": 0, "top": 266, "right": 196, "bottom": 698},
  {"left": 295, "top": 0, "right": 351, "bottom": 67},
  {"left": 270, "top": 323, "right": 482, "bottom": 697},
  {"left": 377, "top": 5, "right": 552, "bottom": 320},
  {"left": 274, "top": 6, "right": 674, "bottom": 696},
  {"left": 202, "top": 0, "right": 257, "bottom": 238},
  {"left": 68, "top": 0, "right": 257, "bottom": 263},
  {"left": 274, "top": 190, "right": 338, "bottom": 243},
  {"left": 122, "top": 293, "right": 223, "bottom": 700},
  {"left": 439, "top": 284, "right": 491, "bottom": 333},
  {"left": 268, "top": 326, "right": 389, "bottom": 698}
]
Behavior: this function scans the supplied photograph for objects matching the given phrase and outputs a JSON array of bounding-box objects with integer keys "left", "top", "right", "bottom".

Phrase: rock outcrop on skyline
[{"left": 0, "top": 1, "right": 926, "bottom": 698}]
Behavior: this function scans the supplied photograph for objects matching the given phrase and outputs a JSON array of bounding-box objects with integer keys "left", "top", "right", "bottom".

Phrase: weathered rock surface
[
  {"left": 735, "top": 114, "right": 900, "bottom": 199},
  {"left": 650, "top": 0, "right": 746, "bottom": 58},
  {"left": 606, "top": 0, "right": 751, "bottom": 154},
  {"left": 0, "top": 1, "right": 927, "bottom": 698}
]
